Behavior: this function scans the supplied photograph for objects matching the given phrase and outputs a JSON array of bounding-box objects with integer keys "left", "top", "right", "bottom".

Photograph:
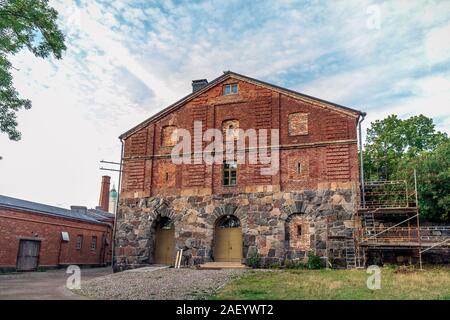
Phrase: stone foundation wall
[{"left": 114, "top": 189, "right": 357, "bottom": 271}]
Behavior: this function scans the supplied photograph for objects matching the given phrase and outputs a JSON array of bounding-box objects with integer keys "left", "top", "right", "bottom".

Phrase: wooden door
[
  {"left": 215, "top": 227, "right": 242, "bottom": 262},
  {"left": 17, "top": 240, "right": 40, "bottom": 271},
  {"left": 154, "top": 226, "right": 175, "bottom": 265}
]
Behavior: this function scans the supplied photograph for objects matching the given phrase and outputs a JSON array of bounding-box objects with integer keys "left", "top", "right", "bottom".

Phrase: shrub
[
  {"left": 265, "top": 261, "right": 281, "bottom": 269},
  {"left": 306, "top": 252, "right": 323, "bottom": 270},
  {"left": 36, "top": 267, "right": 48, "bottom": 272},
  {"left": 247, "top": 252, "right": 261, "bottom": 269},
  {"left": 285, "top": 260, "right": 305, "bottom": 270}
]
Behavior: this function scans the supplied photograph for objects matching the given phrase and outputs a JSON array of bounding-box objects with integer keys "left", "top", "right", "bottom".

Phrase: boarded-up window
[
  {"left": 288, "top": 113, "right": 309, "bottom": 136},
  {"left": 222, "top": 119, "right": 239, "bottom": 140},
  {"left": 161, "top": 125, "right": 177, "bottom": 146}
]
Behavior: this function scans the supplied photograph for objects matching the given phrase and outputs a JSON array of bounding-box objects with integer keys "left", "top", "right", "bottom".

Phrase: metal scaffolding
[{"left": 353, "top": 170, "right": 450, "bottom": 269}]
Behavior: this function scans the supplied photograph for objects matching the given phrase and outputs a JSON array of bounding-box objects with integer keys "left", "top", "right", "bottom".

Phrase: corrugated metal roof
[{"left": 0, "top": 194, "right": 108, "bottom": 225}]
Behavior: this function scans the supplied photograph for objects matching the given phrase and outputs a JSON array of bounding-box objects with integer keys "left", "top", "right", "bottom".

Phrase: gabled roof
[
  {"left": 0, "top": 194, "right": 109, "bottom": 225},
  {"left": 120, "top": 71, "right": 363, "bottom": 140}
]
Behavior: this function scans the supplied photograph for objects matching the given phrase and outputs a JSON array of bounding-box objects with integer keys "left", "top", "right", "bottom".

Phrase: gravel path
[{"left": 77, "top": 268, "right": 245, "bottom": 300}]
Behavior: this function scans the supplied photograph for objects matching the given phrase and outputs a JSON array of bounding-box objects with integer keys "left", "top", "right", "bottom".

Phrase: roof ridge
[{"left": 0, "top": 194, "right": 108, "bottom": 225}]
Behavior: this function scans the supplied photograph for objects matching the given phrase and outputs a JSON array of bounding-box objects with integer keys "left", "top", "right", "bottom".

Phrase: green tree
[
  {"left": 398, "top": 140, "right": 450, "bottom": 221},
  {"left": 364, "top": 115, "right": 447, "bottom": 180},
  {"left": 0, "top": 0, "right": 66, "bottom": 140}
]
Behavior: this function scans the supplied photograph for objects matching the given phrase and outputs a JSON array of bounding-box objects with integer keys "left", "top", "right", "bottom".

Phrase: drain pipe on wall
[
  {"left": 111, "top": 139, "right": 124, "bottom": 272},
  {"left": 358, "top": 112, "right": 367, "bottom": 207}
]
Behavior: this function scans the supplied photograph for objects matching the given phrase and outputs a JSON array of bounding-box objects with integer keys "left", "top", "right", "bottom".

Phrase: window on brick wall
[
  {"left": 223, "top": 161, "right": 237, "bottom": 186},
  {"left": 223, "top": 83, "right": 238, "bottom": 95},
  {"left": 288, "top": 157, "right": 309, "bottom": 180},
  {"left": 161, "top": 125, "right": 178, "bottom": 146},
  {"left": 222, "top": 119, "right": 240, "bottom": 140},
  {"left": 91, "top": 236, "right": 97, "bottom": 251},
  {"left": 297, "top": 162, "right": 302, "bottom": 174},
  {"left": 76, "top": 235, "right": 83, "bottom": 250},
  {"left": 288, "top": 113, "right": 309, "bottom": 136}
]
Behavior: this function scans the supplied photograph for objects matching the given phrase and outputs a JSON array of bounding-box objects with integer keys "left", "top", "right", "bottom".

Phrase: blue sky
[{"left": 0, "top": 0, "right": 449, "bottom": 208}]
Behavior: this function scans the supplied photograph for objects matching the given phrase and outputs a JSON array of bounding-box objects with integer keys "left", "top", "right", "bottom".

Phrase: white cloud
[
  {"left": 425, "top": 23, "right": 450, "bottom": 64},
  {"left": 362, "top": 75, "right": 450, "bottom": 136},
  {"left": 0, "top": 0, "right": 449, "bottom": 208}
]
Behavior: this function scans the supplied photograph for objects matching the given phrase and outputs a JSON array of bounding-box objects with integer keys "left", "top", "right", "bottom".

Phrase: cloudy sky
[{"left": 0, "top": 0, "right": 449, "bottom": 209}]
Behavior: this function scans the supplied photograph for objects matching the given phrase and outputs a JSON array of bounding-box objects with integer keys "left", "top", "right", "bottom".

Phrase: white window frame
[
  {"left": 223, "top": 83, "right": 238, "bottom": 95},
  {"left": 91, "top": 236, "right": 97, "bottom": 251}
]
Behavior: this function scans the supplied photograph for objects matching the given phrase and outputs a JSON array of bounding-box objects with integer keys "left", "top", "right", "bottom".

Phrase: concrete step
[{"left": 197, "top": 262, "right": 248, "bottom": 270}]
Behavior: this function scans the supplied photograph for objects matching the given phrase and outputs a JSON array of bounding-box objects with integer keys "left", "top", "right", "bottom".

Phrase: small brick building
[
  {"left": 0, "top": 178, "right": 115, "bottom": 271},
  {"left": 115, "top": 71, "right": 364, "bottom": 269}
]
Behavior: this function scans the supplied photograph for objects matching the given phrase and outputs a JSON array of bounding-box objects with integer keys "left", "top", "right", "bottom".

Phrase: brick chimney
[{"left": 98, "top": 175, "right": 111, "bottom": 212}]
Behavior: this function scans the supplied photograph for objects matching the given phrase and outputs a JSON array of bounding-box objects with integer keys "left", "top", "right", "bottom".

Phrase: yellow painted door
[
  {"left": 154, "top": 227, "right": 175, "bottom": 265},
  {"left": 228, "top": 228, "right": 243, "bottom": 262},
  {"left": 215, "top": 227, "right": 242, "bottom": 262}
]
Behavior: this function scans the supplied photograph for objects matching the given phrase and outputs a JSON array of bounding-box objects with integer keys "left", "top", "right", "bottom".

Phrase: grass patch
[
  {"left": 212, "top": 267, "right": 450, "bottom": 300},
  {"left": 0, "top": 267, "right": 17, "bottom": 274}
]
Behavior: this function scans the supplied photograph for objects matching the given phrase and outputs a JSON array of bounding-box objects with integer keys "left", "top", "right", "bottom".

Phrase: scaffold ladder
[
  {"left": 363, "top": 211, "right": 375, "bottom": 236},
  {"left": 345, "top": 237, "right": 363, "bottom": 269}
]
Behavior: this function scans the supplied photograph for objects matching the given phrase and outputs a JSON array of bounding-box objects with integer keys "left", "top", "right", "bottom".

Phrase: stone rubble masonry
[{"left": 114, "top": 189, "right": 357, "bottom": 270}]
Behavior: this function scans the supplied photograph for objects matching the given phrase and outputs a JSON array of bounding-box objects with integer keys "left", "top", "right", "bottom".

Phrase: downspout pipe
[
  {"left": 358, "top": 112, "right": 367, "bottom": 208},
  {"left": 111, "top": 138, "right": 124, "bottom": 272}
]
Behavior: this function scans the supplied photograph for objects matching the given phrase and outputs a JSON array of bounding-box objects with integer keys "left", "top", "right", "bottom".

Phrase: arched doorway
[
  {"left": 214, "top": 215, "right": 242, "bottom": 262},
  {"left": 154, "top": 216, "right": 175, "bottom": 265}
]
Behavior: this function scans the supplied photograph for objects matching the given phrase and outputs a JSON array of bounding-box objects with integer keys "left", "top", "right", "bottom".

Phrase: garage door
[{"left": 17, "top": 240, "right": 40, "bottom": 271}]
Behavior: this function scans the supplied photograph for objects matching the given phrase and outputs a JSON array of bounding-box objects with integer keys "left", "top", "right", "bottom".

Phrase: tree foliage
[
  {"left": 398, "top": 140, "right": 450, "bottom": 221},
  {"left": 364, "top": 114, "right": 447, "bottom": 181},
  {"left": 363, "top": 114, "right": 449, "bottom": 221},
  {"left": 0, "top": 0, "right": 66, "bottom": 140}
]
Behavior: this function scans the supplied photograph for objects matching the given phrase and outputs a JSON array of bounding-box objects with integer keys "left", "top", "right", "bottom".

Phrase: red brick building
[
  {"left": 0, "top": 179, "right": 115, "bottom": 271},
  {"left": 115, "top": 71, "right": 364, "bottom": 269}
]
